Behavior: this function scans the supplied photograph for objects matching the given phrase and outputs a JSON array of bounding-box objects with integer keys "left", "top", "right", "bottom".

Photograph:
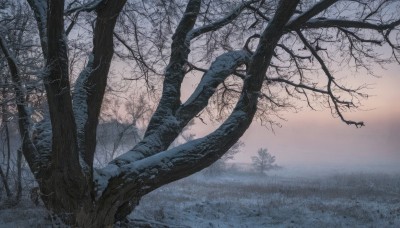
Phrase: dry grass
[
  {"left": 131, "top": 171, "right": 400, "bottom": 227},
  {"left": 1, "top": 170, "right": 399, "bottom": 227}
]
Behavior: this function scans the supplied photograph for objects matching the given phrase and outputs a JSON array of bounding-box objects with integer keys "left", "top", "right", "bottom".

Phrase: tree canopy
[{"left": 0, "top": 0, "right": 399, "bottom": 226}]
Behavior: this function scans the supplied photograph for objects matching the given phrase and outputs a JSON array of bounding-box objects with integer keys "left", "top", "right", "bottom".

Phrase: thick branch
[
  {"left": 287, "top": 0, "right": 338, "bottom": 29},
  {"left": 298, "top": 18, "right": 400, "bottom": 31},
  {"left": 112, "top": 50, "right": 251, "bottom": 165},
  {"left": 64, "top": 0, "right": 107, "bottom": 15},
  {"left": 72, "top": 54, "right": 93, "bottom": 172},
  {"left": 45, "top": 0, "right": 82, "bottom": 172},
  {"left": 26, "top": 0, "right": 48, "bottom": 59},
  {"left": 144, "top": 0, "right": 201, "bottom": 137},
  {"left": 177, "top": 50, "right": 251, "bottom": 120},
  {"left": 135, "top": 0, "right": 259, "bottom": 163},
  {"left": 72, "top": 0, "right": 127, "bottom": 168}
]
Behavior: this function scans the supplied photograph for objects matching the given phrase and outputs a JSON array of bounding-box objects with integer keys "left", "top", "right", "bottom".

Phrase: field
[{"left": 1, "top": 166, "right": 400, "bottom": 227}]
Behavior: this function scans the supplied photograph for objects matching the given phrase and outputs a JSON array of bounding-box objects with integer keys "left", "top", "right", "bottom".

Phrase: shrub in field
[{"left": 252, "top": 148, "right": 280, "bottom": 174}]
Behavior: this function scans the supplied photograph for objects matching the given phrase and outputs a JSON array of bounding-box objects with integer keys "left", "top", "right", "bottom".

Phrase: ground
[{"left": 1, "top": 165, "right": 399, "bottom": 227}]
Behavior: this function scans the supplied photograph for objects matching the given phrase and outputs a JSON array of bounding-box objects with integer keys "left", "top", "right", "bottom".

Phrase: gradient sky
[{"left": 181, "top": 62, "right": 400, "bottom": 170}]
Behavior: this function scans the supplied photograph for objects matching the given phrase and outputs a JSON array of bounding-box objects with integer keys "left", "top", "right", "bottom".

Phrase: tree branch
[
  {"left": 266, "top": 77, "right": 328, "bottom": 95},
  {"left": 44, "top": 0, "right": 83, "bottom": 173},
  {"left": 111, "top": 50, "right": 251, "bottom": 165},
  {"left": 0, "top": 32, "right": 39, "bottom": 175},
  {"left": 26, "top": 0, "right": 48, "bottom": 59},
  {"left": 298, "top": 18, "right": 400, "bottom": 31},
  {"left": 187, "top": 0, "right": 258, "bottom": 41},
  {"left": 64, "top": 0, "right": 107, "bottom": 15},
  {"left": 296, "top": 30, "right": 364, "bottom": 127},
  {"left": 113, "top": 31, "right": 158, "bottom": 78},
  {"left": 72, "top": 0, "right": 127, "bottom": 168},
  {"left": 287, "top": 0, "right": 338, "bottom": 29},
  {"left": 143, "top": 0, "right": 201, "bottom": 140},
  {"left": 338, "top": 27, "right": 382, "bottom": 45},
  {"left": 177, "top": 50, "right": 251, "bottom": 120}
]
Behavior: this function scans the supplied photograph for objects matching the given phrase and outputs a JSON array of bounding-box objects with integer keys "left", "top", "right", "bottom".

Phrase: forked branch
[{"left": 296, "top": 30, "right": 365, "bottom": 127}]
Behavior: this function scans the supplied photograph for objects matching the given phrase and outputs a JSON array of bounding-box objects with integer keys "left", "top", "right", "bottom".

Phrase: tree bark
[{"left": 78, "top": 0, "right": 127, "bottom": 168}]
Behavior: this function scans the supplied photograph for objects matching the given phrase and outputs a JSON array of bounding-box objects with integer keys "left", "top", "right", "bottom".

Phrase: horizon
[{"left": 182, "top": 62, "right": 400, "bottom": 170}]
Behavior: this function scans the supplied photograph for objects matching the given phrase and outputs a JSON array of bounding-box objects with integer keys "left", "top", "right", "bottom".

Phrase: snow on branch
[
  {"left": 73, "top": 54, "right": 94, "bottom": 172},
  {"left": 32, "top": 118, "right": 52, "bottom": 171},
  {"left": 108, "top": 50, "right": 250, "bottom": 168},
  {"left": 178, "top": 50, "right": 251, "bottom": 120},
  {"left": 73, "top": 54, "right": 94, "bottom": 142},
  {"left": 74, "top": 0, "right": 127, "bottom": 169},
  {"left": 144, "top": 0, "right": 201, "bottom": 137},
  {"left": 96, "top": 104, "right": 252, "bottom": 199},
  {"left": 95, "top": 0, "right": 300, "bottom": 204}
]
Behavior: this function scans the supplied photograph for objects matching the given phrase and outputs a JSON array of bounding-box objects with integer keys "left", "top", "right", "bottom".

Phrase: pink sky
[
  {"left": 243, "top": 64, "right": 400, "bottom": 166},
  {"left": 182, "top": 62, "right": 400, "bottom": 169}
]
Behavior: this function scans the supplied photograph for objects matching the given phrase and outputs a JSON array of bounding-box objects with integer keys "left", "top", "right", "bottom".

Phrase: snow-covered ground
[
  {"left": 131, "top": 169, "right": 400, "bottom": 227},
  {"left": 1, "top": 167, "right": 400, "bottom": 227}
]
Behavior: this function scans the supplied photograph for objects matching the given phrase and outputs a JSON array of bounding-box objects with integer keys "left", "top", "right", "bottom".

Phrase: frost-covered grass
[
  {"left": 1, "top": 168, "right": 399, "bottom": 227},
  {"left": 0, "top": 200, "right": 51, "bottom": 228},
  {"left": 130, "top": 170, "right": 400, "bottom": 227}
]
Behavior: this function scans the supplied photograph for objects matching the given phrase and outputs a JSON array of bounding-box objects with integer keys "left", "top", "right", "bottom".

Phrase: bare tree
[
  {"left": 0, "top": 0, "right": 399, "bottom": 226},
  {"left": 96, "top": 92, "right": 153, "bottom": 165},
  {"left": 252, "top": 148, "right": 279, "bottom": 174},
  {"left": 0, "top": 0, "right": 43, "bottom": 203},
  {"left": 0, "top": 81, "right": 13, "bottom": 199}
]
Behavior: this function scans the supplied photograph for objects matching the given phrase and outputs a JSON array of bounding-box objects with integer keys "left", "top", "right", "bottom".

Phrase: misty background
[{"left": 182, "top": 61, "right": 400, "bottom": 171}]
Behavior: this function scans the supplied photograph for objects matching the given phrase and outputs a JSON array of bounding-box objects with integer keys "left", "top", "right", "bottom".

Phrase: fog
[{"left": 183, "top": 62, "right": 400, "bottom": 173}]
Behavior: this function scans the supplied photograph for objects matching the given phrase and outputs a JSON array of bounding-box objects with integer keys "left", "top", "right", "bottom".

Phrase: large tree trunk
[{"left": 7, "top": 0, "right": 389, "bottom": 226}]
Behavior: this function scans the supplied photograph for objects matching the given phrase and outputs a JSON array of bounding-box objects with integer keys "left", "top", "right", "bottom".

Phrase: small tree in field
[{"left": 252, "top": 148, "right": 279, "bottom": 174}]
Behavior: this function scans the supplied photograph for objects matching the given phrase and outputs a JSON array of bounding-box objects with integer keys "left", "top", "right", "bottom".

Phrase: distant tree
[
  {"left": 252, "top": 148, "right": 279, "bottom": 174},
  {"left": 0, "top": 0, "right": 43, "bottom": 203},
  {"left": 96, "top": 93, "right": 153, "bottom": 165}
]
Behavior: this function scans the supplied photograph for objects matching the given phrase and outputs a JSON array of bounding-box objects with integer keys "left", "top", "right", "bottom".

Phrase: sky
[{"left": 181, "top": 61, "right": 400, "bottom": 171}]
